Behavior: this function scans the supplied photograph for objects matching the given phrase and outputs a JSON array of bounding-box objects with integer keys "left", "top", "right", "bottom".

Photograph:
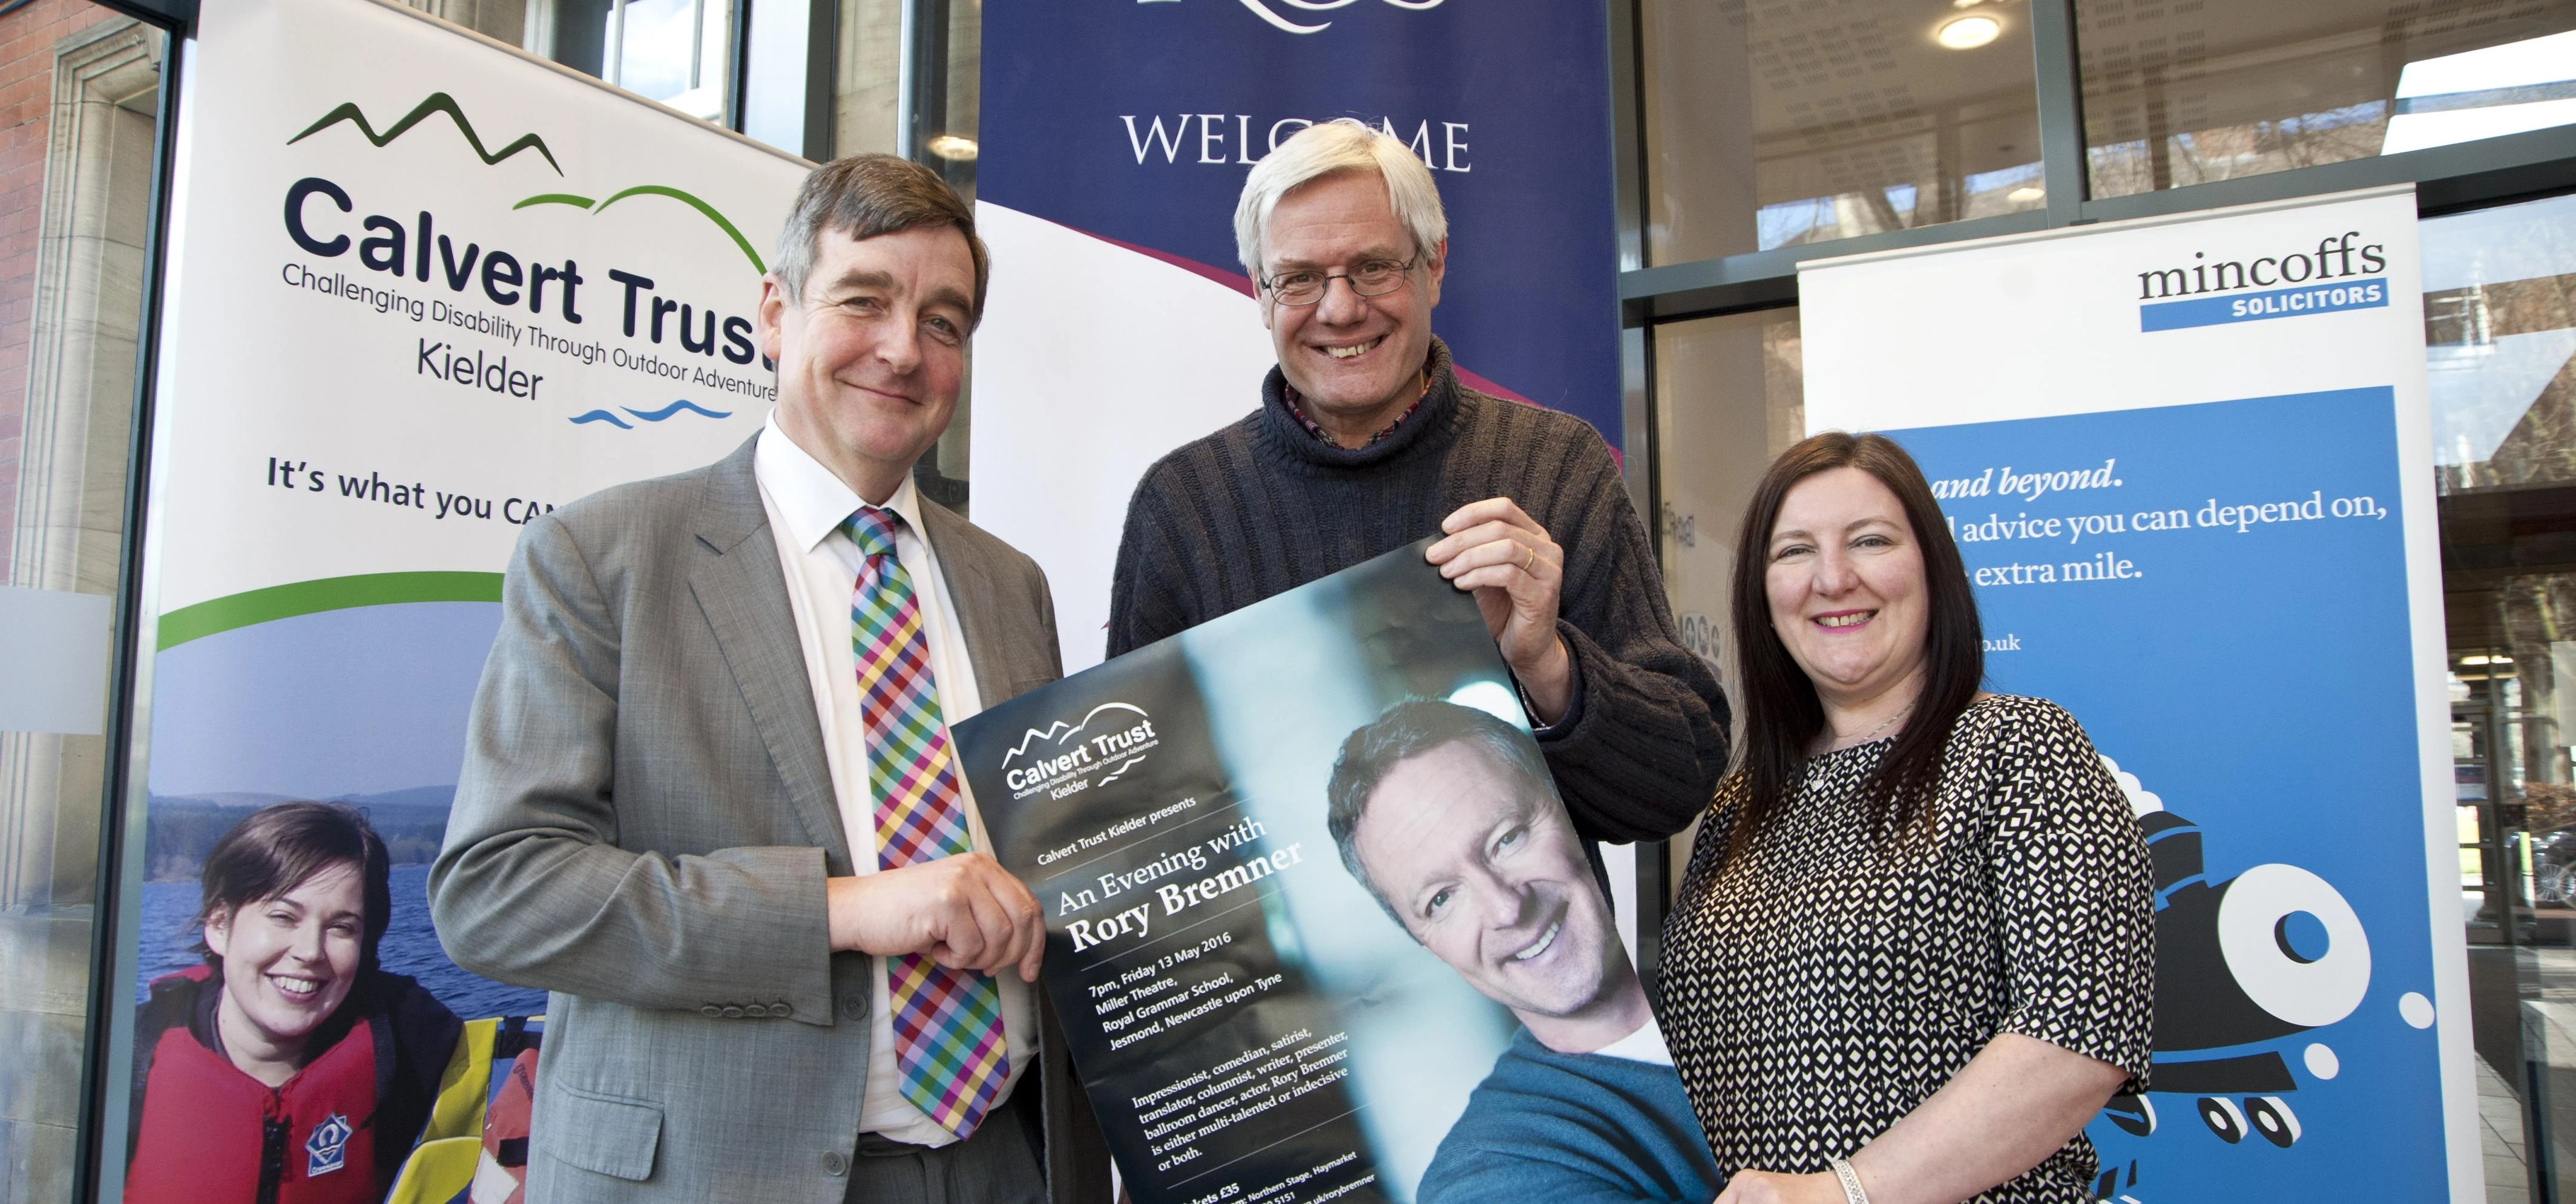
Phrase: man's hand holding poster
[{"left": 953, "top": 541, "right": 1721, "bottom": 1204}]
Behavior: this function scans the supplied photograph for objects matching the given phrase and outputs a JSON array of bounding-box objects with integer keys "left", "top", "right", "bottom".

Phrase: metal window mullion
[
  {"left": 726, "top": 0, "right": 754, "bottom": 131},
  {"left": 689, "top": 0, "right": 706, "bottom": 91},
  {"left": 76, "top": 16, "right": 188, "bottom": 1203},
  {"left": 806, "top": 0, "right": 838, "bottom": 161},
  {"left": 606, "top": 0, "right": 626, "bottom": 87},
  {"left": 898, "top": 0, "right": 952, "bottom": 162},
  {"left": 1608, "top": 0, "right": 1648, "bottom": 274},
  {"left": 2028, "top": 0, "right": 2089, "bottom": 227}
]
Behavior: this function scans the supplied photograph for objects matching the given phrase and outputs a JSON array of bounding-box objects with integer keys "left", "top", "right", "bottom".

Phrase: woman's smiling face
[
  {"left": 1764, "top": 466, "right": 1932, "bottom": 713},
  {"left": 204, "top": 860, "right": 366, "bottom": 1059}
]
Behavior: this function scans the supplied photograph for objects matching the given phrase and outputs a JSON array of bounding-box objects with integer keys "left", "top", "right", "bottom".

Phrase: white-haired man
[{"left": 1107, "top": 119, "right": 1727, "bottom": 856}]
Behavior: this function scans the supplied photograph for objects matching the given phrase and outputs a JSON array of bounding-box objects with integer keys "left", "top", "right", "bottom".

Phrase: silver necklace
[{"left": 1835, "top": 700, "right": 1914, "bottom": 750}]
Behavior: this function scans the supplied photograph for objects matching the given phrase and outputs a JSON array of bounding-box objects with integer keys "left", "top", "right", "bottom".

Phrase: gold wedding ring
[{"left": 1522, "top": 546, "right": 1538, "bottom": 575}]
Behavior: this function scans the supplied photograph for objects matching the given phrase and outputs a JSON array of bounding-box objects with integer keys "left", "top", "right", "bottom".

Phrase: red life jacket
[
  {"left": 125, "top": 968, "right": 386, "bottom": 1204},
  {"left": 473, "top": 1047, "right": 539, "bottom": 1204}
]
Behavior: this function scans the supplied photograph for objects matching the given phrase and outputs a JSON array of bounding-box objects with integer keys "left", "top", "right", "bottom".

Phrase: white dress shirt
[
  {"left": 1593, "top": 1016, "right": 1676, "bottom": 1067},
  {"left": 754, "top": 417, "right": 1037, "bottom": 1147}
]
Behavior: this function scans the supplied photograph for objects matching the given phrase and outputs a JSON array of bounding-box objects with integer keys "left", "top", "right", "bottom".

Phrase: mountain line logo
[{"left": 289, "top": 92, "right": 561, "bottom": 174}]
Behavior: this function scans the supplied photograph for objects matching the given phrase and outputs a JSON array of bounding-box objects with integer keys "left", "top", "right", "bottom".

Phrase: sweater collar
[{"left": 1256, "top": 337, "right": 1464, "bottom": 471}]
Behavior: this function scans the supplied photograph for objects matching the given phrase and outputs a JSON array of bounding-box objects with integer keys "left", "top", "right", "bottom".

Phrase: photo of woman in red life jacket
[{"left": 126, "top": 802, "right": 462, "bottom": 1204}]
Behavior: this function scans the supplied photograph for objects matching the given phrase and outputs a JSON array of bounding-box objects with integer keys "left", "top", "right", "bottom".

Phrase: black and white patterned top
[{"left": 1660, "top": 694, "right": 2154, "bottom": 1203}]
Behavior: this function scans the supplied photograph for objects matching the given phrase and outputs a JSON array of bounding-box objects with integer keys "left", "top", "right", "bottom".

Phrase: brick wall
[{"left": 0, "top": 1, "right": 131, "bottom": 586}]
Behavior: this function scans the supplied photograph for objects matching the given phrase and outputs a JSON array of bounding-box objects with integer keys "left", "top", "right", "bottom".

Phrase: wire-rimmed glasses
[{"left": 1258, "top": 255, "right": 1420, "bottom": 306}]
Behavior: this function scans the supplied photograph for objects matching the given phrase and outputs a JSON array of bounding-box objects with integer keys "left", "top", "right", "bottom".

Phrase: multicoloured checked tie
[{"left": 843, "top": 505, "right": 1008, "bottom": 1137}]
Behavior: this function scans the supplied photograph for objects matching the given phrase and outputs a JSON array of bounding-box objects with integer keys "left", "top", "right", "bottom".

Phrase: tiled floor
[{"left": 2482, "top": 1056, "right": 2532, "bottom": 1204}]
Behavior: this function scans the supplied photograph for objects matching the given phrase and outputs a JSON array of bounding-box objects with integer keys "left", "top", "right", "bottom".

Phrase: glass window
[
  {"left": 0, "top": 8, "right": 166, "bottom": 1204},
  {"left": 409, "top": 0, "right": 529, "bottom": 46},
  {"left": 1649, "top": 307, "right": 1806, "bottom": 873},
  {"left": 833, "top": 0, "right": 976, "bottom": 185},
  {"left": 2423, "top": 189, "right": 2576, "bottom": 1204},
  {"left": 1640, "top": 0, "right": 2046, "bottom": 264},
  {"left": 836, "top": 0, "right": 902, "bottom": 155},
  {"left": 2078, "top": 0, "right": 2576, "bottom": 200},
  {"left": 536, "top": 0, "right": 735, "bottom": 120}
]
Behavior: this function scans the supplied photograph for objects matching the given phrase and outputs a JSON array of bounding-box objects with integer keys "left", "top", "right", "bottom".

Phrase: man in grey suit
[{"left": 431, "top": 155, "right": 1101, "bottom": 1203}]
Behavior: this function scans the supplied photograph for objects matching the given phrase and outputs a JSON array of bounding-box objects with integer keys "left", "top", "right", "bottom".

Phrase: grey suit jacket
[{"left": 430, "top": 436, "right": 1108, "bottom": 1203}]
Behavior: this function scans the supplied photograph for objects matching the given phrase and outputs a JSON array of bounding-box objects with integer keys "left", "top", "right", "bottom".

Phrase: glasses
[{"left": 1259, "top": 255, "right": 1419, "bottom": 306}]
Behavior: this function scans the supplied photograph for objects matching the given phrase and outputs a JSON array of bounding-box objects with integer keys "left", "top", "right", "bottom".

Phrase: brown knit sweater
[{"left": 1106, "top": 338, "right": 1728, "bottom": 843}]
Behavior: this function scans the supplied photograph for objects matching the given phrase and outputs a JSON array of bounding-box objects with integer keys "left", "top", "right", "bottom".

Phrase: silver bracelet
[{"left": 1827, "top": 1157, "right": 1871, "bottom": 1204}]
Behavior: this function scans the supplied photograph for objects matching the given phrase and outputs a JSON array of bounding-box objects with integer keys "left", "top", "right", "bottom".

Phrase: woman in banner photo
[
  {"left": 125, "top": 802, "right": 462, "bottom": 1204},
  {"left": 1659, "top": 433, "right": 2155, "bottom": 1204}
]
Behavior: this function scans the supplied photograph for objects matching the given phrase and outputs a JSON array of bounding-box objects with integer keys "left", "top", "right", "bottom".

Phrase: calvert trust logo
[
  {"left": 1139, "top": 0, "right": 1442, "bottom": 35},
  {"left": 2132, "top": 228, "right": 2391, "bottom": 333},
  {"left": 999, "top": 703, "right": 1160, "bottom": 801},
  {"left": 274, "top": 91, "right": 777, "bottom": 429}
]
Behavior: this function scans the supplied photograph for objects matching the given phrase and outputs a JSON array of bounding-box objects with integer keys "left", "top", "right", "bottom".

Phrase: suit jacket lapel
[
  {"left": 686, "top": 437, "right": 852, "bottom": 871},
  {"left": 920, "top": 502, "right": 1011, "bottom": 708}
]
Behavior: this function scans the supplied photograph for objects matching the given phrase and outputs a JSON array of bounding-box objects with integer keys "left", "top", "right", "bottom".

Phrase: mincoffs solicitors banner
[
  {"left": 953, "top": 542, "right": 1716, "bottom": 1204},
  {"left": 970, "top": 0, "right": 1622, "bottom": 674},
  {"left": 1799, "top": 187, "right": 2474, "bottom": 1200},
  {"left": 110, "top": 0, "right": 805, "bottom": 1197}
]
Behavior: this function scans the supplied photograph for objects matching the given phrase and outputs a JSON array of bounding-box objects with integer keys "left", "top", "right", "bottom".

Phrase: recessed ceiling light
[
  {"left": 2462, "top": 654, "right": 2516, "bottom": 666},
  {"left": 2007, "top": 185, "right": 2045, "bottom": 204},
  {"left": 927, "top": 134, "right": 979, "bottom": 162},
  {"left": 1953, "top": 0, "right": 1983, "bottom": 7},
  {"left": 1937, "top": 15, "right": 2002, "bottom": 49}
]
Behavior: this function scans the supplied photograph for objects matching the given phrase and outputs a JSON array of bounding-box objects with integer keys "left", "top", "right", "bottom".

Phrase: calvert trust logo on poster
[
  {"left": 272, "top": 91, "right": 776, "bottom": 434},
  {"left": 1000, "top": 702, "right": 1163, "bottom": 800},
  {"left": 2133, "top": 227, "right": 2393, "bottom": 333}
]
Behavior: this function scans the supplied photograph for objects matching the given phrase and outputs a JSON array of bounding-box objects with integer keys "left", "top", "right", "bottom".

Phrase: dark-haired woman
[
  {"left": 1660, "top": 433, "right": 2154, "bottom": 1204},
  {"left": 126, "top": 801, "right": 461, "bottom": 1204}
]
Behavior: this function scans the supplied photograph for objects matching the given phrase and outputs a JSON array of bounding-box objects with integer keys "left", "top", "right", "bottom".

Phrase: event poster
[
  {"left": 970, "top": 0, "right": 1622, "bottom": 673},
  {"left": 111, "top": 0, "right": 805, "bottom": 1198},
  {"left": 1799, "top": 188, "right": 2472, "bottom": 1199},
  {"left": 953, "top": 542, "right": 1717, "bottom": 1204}
]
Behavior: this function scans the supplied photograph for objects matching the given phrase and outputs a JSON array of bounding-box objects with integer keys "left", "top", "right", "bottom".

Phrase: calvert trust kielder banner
[
  {"left": 971, "top": 0, "right": 1621, "bottom": 673},
  {"left": 1799, "top": 186, "right": 2472, "bottom": 1200},
  {"left": 111, "top": 0, "right": 806, "bottom": 1198}
]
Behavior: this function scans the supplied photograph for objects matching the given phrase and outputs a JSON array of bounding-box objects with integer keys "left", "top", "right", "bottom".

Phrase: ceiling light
[
  {"left": 2462, "top": 654, "right": 2516, "bottom": 666},
  {"left": 927, "top": 134, "right": 979, "bottom": 162},
  {"left": 1937, "top": 15, "right": 2002, "bottom": 49},
  {"left": 1953, "top": 0, "right": 1983, "bottom": 7},
  {"left": 2007, "top": 185, "right": 2045, "bottom": 204}
]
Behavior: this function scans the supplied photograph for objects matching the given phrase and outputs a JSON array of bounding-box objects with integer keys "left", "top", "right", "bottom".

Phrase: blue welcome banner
[
  {"left": 970, "top": 0, "right": 1623, "bottom": 674},
  {"left": 978, "top": 0, "right": 1618, "bottom": 428}
]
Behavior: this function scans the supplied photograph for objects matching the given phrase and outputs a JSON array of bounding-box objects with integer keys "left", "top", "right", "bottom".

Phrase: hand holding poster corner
[
  {"left": 954, "top": 541, "right": 1721, "bottom": 1204},
  {"left": 120, "top": 0, "right": 805, "bottom": 1199},
  {"left": 1798, "top": 186, "right": 2472, "bottom": 1200}
]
